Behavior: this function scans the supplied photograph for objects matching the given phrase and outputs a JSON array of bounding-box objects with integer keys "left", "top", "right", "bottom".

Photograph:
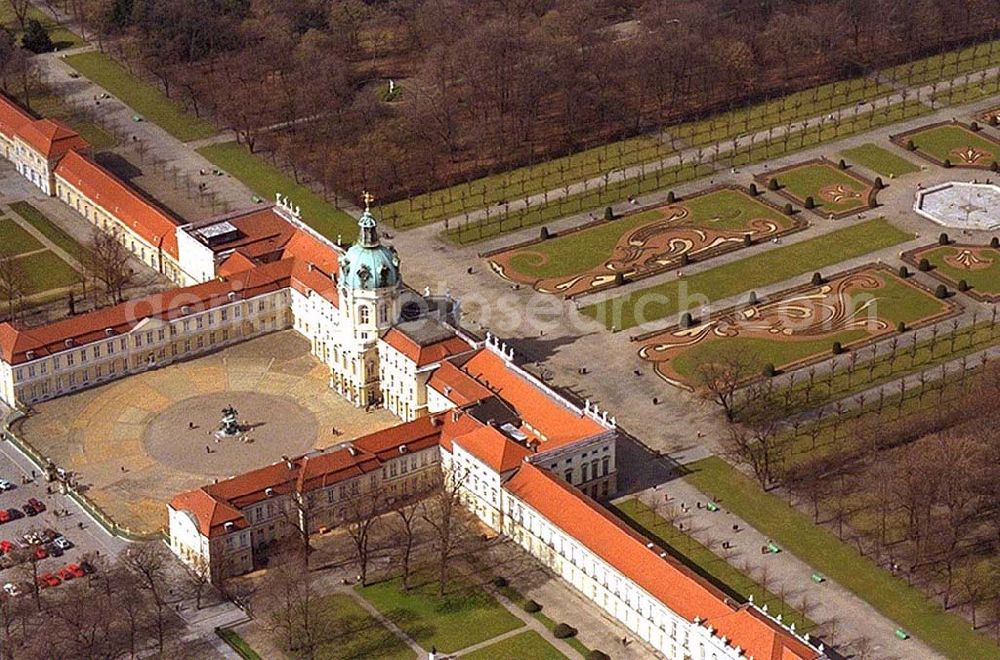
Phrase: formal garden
[
  {"left": 903, "top": 243, "right": 1000, "bottom": 302},
  {"left": 892, "top": 122, "right": 1000, "bottom": 169},
  {"left": 840, "top": 143, "right": 920, "bottom": 178},
  {"left": 757, "top": 159, "right": 878, "bottom": 218},
  {"left": 634, "top": 265, "right": 956, "bottom": 389},
  {"left": 487, "top": 187, "right": 801, "bottom": 297},
  {"left": 582, "top": 218, "right": 913, "bottom": 332}
]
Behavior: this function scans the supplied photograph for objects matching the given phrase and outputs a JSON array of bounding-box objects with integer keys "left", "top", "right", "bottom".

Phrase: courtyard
[
  {"left": 914, "top": 181, "right": 1000, "bottom": 231},
  {"left": 487, "top": 187, "right": 801, "bottom": 297},
  {"left": 15, "top": 331, "right": 398, "bottom": 535}
]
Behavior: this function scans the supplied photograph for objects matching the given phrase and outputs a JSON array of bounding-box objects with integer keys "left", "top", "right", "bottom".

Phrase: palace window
[{"left": 359, "top": 306, "right": 370, "bottom": 324}]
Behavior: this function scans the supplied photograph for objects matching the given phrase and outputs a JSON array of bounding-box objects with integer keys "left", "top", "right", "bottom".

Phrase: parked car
[
  {"left": 66, "top": 563, "right": 86, "bottom": 579},
  {"left": 27, "top": 499, "right": 45, "bottom": 513},
  {"left": 0, "top": 510, "right": 10, "bottom": 524},
  {"left": 33, "top": 547, "right": 47, "bottom": 561},
  {"left": 36, "top": 573, "right": 59, "bottom": 588},
  {"left": 57, "top": 567, "right": 75, "bottom": 581},
  {"left": 45, "top": 543, "right": 63, "bottom": 558},
  {"left": 7, "top": 509, "right": 22, "bottom": 521},
  {"left": 0, "top": 540, "right": 12, "bottom": 554},
  {"left": 2, "top": 583, "right": 20, "bottom": 597},
  {"left": 21, "top": 503, "right": 36, "bottom": 517},
  {"left": 52, "top": 537, "right": 72, "bottom": 551},
  {"left": 40, "top": 529, "right": 57, "bottom": 543},
  {"left": 22, "top": 532, "right": 40, "bottom": 545},
  {"left": 78, "top": 560, "right": 95, "bottom": 575},
  {"left": 0, "top": 480, "right": 13, "bottom": 492}
]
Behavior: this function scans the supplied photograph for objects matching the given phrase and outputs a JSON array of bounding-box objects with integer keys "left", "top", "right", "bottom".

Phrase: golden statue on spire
[{"left": 362, "top": 191, "right": 375, "bottom": 212}]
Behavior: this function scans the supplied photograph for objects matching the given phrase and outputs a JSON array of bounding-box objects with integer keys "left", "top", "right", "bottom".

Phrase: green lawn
[
  {"left": 501, "top": 189, "right": 790, "bottom": 281},
  {"left": 614, "top": 498, "right": 816, "bottom": 633},
  {"left": 769, "top": 162, "right": 871, "bottom": 214},
  {"left": 216, "top": 628, "right": 262, "bottom": 660},
  {"left": 583, "top": 218, "right": 913, "bottom": 331},
  {"left": 9, "top": 201, "right": 89, "bottom": 262},
  {"left": 918, "top": 245, "right": 1000, "bottom": 296},
  {"left": 278, "top": 594, "right": 414, "bottom": 660},
  {"left": 684, "top": 456, "right": 1000, "bottom": 659},
  {"left": 905, "top": 124, "right": 1000, "bottom": 164},
  {"left": 197, "top": 141, "right": 358, "bottom": 243},
  {"left": 357, "top": 575, "right": 522, "bottom": 654},
  {"left": 932, "top": 74, "right": 1000, "bottom": 106},
  {"left": 0, "top": 218, "right": 44, "bottom": 257},
  {"left": 883, "top": 39, "right": 1000, "bottom": 87},
  {"left": 14, "top": 251, "right": 81, "bottom": 294},
  {"left": 0, "top": 0, "right": 82, "bottom": 48},
  {"left": 841, "top": 144, "right": 920, "bottom": 177},
  {"left": 462, "top": 630, "right": 565, "bottom": 660},
  {"left": 20, "top": 91, "right": 117, "bottom": 151},
  {"left": 64, "top": 52, "right": 216, "bottom": 142}
]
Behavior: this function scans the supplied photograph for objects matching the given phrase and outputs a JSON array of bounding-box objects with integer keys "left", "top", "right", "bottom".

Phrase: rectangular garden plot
[
  {"left": 634, "top": 265, "right": 957, "bottom": 390},
  {"left": 891, "top": 122, "right": 1000, "bottom": 169},
  {"left": 486, "top": 187, "right": 803, "bottom": 298},
  {"left": 757, "top": 158, "right": 877, "bottom": 219},
  {"left": 903, "top": 243, "right": 1000, "bottom": 302}
]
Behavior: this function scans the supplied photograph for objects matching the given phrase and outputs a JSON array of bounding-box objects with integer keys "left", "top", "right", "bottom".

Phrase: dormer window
[{"left": 181, "top": 305, "right": 191, "bottom": 315}]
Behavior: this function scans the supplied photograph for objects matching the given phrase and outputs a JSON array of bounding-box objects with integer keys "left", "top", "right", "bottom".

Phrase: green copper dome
[{"left": 339, "top": 209, "right": 400, "bottom": 290}]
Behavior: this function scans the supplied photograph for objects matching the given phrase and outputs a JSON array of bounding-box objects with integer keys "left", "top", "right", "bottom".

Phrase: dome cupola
[{"left": 339, "top": 192, "right": 401, "bottom": 290}]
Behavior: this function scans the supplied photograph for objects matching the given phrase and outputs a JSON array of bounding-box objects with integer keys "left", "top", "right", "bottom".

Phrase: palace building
[{"left": 0, "top": 93, "right": 823, "bottom": 659}]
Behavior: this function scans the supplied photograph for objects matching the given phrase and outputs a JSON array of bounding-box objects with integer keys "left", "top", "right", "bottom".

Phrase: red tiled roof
[
  {"left": 169, "top": 488, "right": 247, "bottom": 539},
  {"left": 54, "top": 150, "right": 180, "bottom": 258},
  {"left": 289, "top": 258, "right": 339, "bottom": 307},
  {"left": 427, "top": 361, "right": 493, "bottom": 406},
  {"left": 0, "top": 259, "right": 295, "bottom": 364},
  {"left": 454, "top": 424, "right": 530, "bottom": 473},
  {"left": 281, "top": 227, "right": 340, "bottom": 276},
  {"left": 0, "top": 93, "right": 32, "bottom": 140},
  {"left": 218, "top": 252, "right": 258, "bottom": 276},
  {"left": 17, "top": 118, "right": 89, "bottom": 160},
  {"left": 382, "top": 328, "right": 473, "bottom": 367},
  {"left": 503, "top": 465, "right": 818, "bottom": 660},
  {"left": 459, "top": 350, "right": 605, "bottom": 448}
]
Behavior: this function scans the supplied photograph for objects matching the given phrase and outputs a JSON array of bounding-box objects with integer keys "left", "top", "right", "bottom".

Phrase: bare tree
[
  {"left": 421, "top": 467, "right": 475, "bottom": 597},
  {"left": 696, "top": 347, "right": 756, "bottom": 422},
  {"left": 258, "top": 549, "right": 325, "bottom": 657},
  {"left": 121, "top": 543, "right": 174, "bottom": 653},
  {"left": 391, "top": 496, "right": 423, "bottom": 592},
  {"left": 344, "top": 487, "right": 387, "bottom": 587},
  {"left": 0, "top": 256, "right": 26, "bottom": 321},
  {"left": 83, "top": 228, "right": 134, "bottom": 305}
]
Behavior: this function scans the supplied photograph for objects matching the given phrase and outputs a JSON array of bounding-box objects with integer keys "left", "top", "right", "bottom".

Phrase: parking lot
[{"left": 0, "top": 435, "right": 125, "bottom": 598}]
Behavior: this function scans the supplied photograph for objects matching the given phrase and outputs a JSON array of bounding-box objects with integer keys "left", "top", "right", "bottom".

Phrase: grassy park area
[
  {"left": 841, "top": 144, "right": 920, "bottom": 177},
  {"left": 9, "top": 202, "right": 89, "bottom": 262},
  {"left": 448, "top": 100, "right": 930, "bottom": 244},
  {"left": 295, "top": 594, "right": 414, "bottom": 660},
  {"left": 463, "top": 631, "right": 566, "bottom": 660},
  {"left": 896, "top": 123, "right": 1000, "bottom": 167},
  {"left": 13, "top": 251, "right": 80, "bottom": 295},
  {"left": 637, "top": 266, "right": 952, "bottom": 387},
  {"left": 0, "top": 217, "right": 43, "bottom": 258},
  {"left": 64, "top": 52, "right": 216, "bottom": 142},
  {"left": 197, "top": 142, "right": 358, "bottom": 243},
  {"left": 0, "top": 0, "right": 81, "bottom": 48},
  {"left": 684, "top": 456, "right": 1000, "bottom": 659},
  {"left": 583, "top": 218, "right": 913, "bottom": 331},
  {"left": 614, "top": 498, "right": 816, "bottom": 633},
  {"left": 489, "top": 188, "right": 796, "bottom": 296},
  {"left": 762, "top": 160, "right": 875, "bottom": 216},
  {"left": 357, "top": 575, "right": 522, "bottom": 654}
]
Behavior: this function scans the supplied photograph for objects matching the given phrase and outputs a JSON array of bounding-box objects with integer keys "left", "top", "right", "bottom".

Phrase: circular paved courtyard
[
  {"left": 915, "top": 182, "right": 1000, "bottom": 230},
  {"left": 17, "top": 331, "right": 398, "bottom": 535},
  {"left": 143, "top": 391, "right": 317, "bottom": 476}
]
